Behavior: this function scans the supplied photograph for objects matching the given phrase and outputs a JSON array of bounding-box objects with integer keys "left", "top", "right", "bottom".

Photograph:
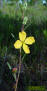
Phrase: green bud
[{"left": 23, "top": 2, "right": 27, "bottom": 10}]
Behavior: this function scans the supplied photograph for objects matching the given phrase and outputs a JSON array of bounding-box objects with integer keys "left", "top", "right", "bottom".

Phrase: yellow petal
[
  {"left": 25, "top": 37, "right": 35, "bottom": 45},
  {"left": 23, "top": 44, "right": 30, "bottom": 54},
  {"left": 19, "top": 31, "right": 26, "bottom": 41},
  {"left": 14, "top": 40, "right": 22, "bottom": 49}
]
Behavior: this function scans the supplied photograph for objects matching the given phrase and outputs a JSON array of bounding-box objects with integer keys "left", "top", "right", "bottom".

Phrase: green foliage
[
  {"left": 0, "top": 1, "right": 47, "bottom": 60},
  {"left": 23, "top": 1, "right": 27, "bottom": 10},
  {"left": 23, "top": 16, "right": 28, "bottom": 25},
  {"left": 0, "top": 1, "right": 47, "bottom": 90},
  {"left": 1, "top": 1, "right": 47, "bottom": 25},
  {"left": 7, "top": 62, "right": 12, "bottom": 70},
  {"left": 43, "top": 29, "right": 47, "bottom": 38}
]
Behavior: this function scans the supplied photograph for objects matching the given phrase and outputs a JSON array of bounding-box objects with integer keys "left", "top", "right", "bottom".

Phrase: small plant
[{"left": 13, "top": 2, "right": 35, "bottom": 91}]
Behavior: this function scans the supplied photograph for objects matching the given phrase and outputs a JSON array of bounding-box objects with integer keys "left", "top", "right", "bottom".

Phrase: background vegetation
[{"left": 0, "top": 0, "right": 47, "bottom": 91}]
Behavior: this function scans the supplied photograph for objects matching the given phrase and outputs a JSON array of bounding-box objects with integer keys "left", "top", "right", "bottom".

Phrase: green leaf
[
  {"left": 12, "top": 73, "right": 16, "bottom": 81},
  {"left": 7, "top": 62, "right": 12, "bottom": 70},
  {"left": 23, "top": 16, "right": 28, "bottom": 25}
]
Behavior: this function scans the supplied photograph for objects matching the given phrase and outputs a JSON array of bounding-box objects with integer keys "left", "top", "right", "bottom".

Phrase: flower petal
[
  {"left": 14, "top": 40, "right": 22, "bottom": 49},
  {"left": 23, "top": 44, "right": 30, "bottom": 54},
  {"left": 25, "top": 37, "right": 35, "bottom": 45},
  {"left": 19, "top": 31, "right": 26, "bottom": 41}
]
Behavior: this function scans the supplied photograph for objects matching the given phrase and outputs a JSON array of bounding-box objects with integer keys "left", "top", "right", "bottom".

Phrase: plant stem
[
  {"left": 14, "top": 9, "right": 24, "bottom": 91},
  {"left": 21, "top": 11, "right": 24, "bottom": 31},
  {"left": 14, "top": 49, "right": 21, "bottom": 91}
]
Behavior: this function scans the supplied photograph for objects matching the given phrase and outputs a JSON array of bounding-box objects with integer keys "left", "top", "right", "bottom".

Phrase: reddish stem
[{"left": 14, "top": 10, "right": 24, "bottom": 91}]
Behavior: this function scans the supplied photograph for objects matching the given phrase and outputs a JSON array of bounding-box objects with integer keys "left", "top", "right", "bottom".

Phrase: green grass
[
  {"left": 0, "top": 2, "right": 47, "bottom": 25},
  {"left": 1, "top": 3, "right": 47, "bottom": 24}
]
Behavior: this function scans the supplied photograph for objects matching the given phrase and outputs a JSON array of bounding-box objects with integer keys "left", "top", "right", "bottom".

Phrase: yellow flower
[{"left": 14, "top": 31, "right": 35, "bottom": 54}]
